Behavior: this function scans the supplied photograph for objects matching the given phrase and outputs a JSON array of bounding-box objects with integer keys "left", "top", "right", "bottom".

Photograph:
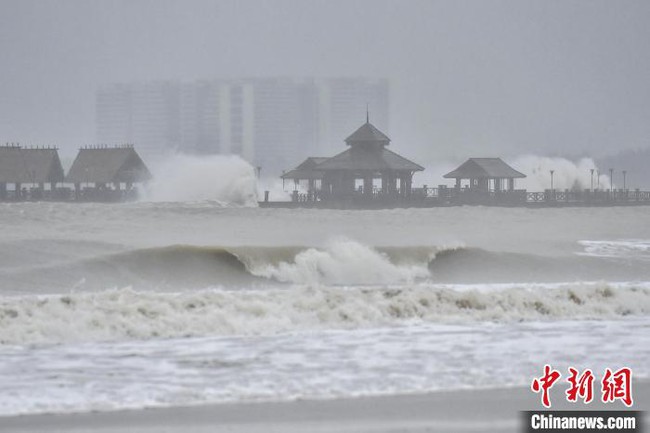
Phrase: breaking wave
[
  {"left": 1, "top": 282, "right": 649, "bottom": 345},
  {"left": 0, "top": 240, "right": 441, "bottom": 292},
  {"left": 5, "top": 238, "right": 650, "bottom": 293},
  {"left": 142, "top": 153, "right": 258, "bottom": 206},
  {"left": 241, "top": 239, "right": 434, "bottom": 285},
  {"left": 509, "top": 155, "right": 605, "bottom": 191}
]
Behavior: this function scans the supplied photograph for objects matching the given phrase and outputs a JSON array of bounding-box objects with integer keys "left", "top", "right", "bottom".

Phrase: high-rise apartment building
[
  {"left": 96, "top": 77, "right": 389, "bottom": 175},
  {"left": 96, "top": 81, "right": 180, "bottom": 157}
]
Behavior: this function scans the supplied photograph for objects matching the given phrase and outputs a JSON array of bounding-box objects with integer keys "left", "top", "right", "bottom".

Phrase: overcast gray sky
[{"left": 0, "top": 0, "right": 648, "bottom": 162}]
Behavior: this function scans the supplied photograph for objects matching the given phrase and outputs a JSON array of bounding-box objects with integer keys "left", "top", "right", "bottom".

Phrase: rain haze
[
  {"left": 1, "top": 0, "right": 649, "bottom": 163},
  {"left": 1, "top": 2, "right": 650, "bottom": 433}
]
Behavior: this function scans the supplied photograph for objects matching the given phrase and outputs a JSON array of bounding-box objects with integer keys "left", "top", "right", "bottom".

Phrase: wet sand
[{"left": 2, "top": 382, "right": 647, "bottom": 433}]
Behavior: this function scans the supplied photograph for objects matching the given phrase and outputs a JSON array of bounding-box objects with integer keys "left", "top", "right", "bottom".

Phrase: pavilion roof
[
  {"left": 444, "top": 158, "right": 526, "bottom": 179},
  {"left": 345, "top": 122, "right": 391, "bottom": 145},
  {"left": 65, "top": 146, "right": 151, "bottom": 184},
  {"left": 315, "top": 147, "right": 424, "bottom": 172},
  {"left": 0, "top": 146, "right": 65, "bottom": 184},
  {"left": 281, "top": 157, "right": 328, "bottom": 180}
]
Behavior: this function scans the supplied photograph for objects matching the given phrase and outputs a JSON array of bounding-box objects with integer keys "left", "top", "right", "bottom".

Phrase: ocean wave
[
  {"left": 239, "top": 239, "right": 436, "bottom": 285},
  {"left": 0, "top": 240, "right": 443, "bottom": 292},
  {"left": 4, "top": 238, "right": 650, "bottom": 293},
  {"left": 1, "top": 282, "right": 649, "bottom": 345},
  {"left": 578, "top": 239, "right": 650, "bottom": 260}
]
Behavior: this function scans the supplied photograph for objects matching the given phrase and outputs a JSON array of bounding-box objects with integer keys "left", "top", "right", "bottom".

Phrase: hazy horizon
[{"left": 1, "top": 0, "right": 649, "bottom": 164}]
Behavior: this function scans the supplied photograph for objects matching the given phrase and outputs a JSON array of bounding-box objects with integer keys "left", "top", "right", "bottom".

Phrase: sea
[{"left": 0, "top": 201, "right": 649, "bottom": 416}]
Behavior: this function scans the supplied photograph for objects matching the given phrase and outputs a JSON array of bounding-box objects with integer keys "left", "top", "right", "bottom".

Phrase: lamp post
[
  {"left": 550, "top": 170, "right": 555, "bottom": 201},
  {"left": 597, "top": 170, "right": 600, "bottom": 189},
  {"left": 550, "top": 170, "right": 554, "bottom": 191},
  {"left": 623, "top": 170, "right": 627, "bottom": 190},
  {"left": 609, "top": 168, "right": 614, "bottom": 191},
  {"left": 590, "top": 168, "right": 594, "bottom": 192}
]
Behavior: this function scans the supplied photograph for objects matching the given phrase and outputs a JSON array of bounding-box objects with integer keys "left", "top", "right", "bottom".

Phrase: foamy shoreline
[{"left": 2, "top": 383, "right": 647, "bottom": 433}]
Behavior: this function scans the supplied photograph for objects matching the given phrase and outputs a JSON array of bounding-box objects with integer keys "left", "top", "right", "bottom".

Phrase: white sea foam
[
  {"left": 244, "top": 239, "right": 434, "bottom": 285},
  {"left": 1, "top": 282, "right": 649, "bottom": 345},
  {"left": 1, "top": 318, "right": 648, "bottom": 416},
  {"left": 579, "top": 239, "right": 650, "bottom": 260},
  {"left": 142, "top": 153, "right": 258, "bottom": 205}
]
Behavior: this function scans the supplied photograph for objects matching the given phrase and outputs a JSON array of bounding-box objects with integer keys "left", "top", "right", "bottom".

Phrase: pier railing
[{"left": 286, "top": 187, "right": 650, "bottom": 206}]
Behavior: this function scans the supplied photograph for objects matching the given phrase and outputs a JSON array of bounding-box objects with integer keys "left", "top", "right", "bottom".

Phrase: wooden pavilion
[
  {"left": 282, "top": 119, "right": 424, "bottom": 203},
  {"left": 0, "top": 145, "right": 65, "bottom": 200},
  {"left": 66, "top": 145, "right": 151, "bottom": 201},
  {"left": 281, "top": 157, "right": 328, "bottom": 193},
  {"left": 444, "top": 158, "right": 526, "bottom": 192},
  {"left": 443, "top": 158, "right": 526, "bottom": 203}
]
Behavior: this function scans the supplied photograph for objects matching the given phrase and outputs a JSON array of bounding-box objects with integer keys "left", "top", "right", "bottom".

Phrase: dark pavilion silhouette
[{"left": 281, "top": 113, "right": 424, "bottom": 206}]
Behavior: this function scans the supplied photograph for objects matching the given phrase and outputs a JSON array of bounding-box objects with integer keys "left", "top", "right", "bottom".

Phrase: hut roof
[
  {"left": 345, "top": 122, "right": 391, "bottom": 146},
  {"left": 281, "top": 157, "right": 328, "bottom": 180},
  {"left": 444, "top": 158, "right": 526, "bottom": 179},
  {"left": 0, "top": 146, "right": 65, "bottom": 184},
  {"left": 65, "top": 147, "right": 152, "bottom": 184},
  {"left": 315, "top": 147, "right": 424, "bottom": 172}
]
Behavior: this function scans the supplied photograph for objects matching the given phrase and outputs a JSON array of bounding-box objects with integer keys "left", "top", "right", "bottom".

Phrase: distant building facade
[
  {"left": 96, "top": 77, "right": 389, "bottom": 174},
  {"left": 96, "top": 81, "right": 181, "bottom": 157}
]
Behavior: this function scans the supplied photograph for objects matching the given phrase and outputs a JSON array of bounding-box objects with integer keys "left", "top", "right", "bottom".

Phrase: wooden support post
[{"left": 364, "top": 176, "right": 373, "bottom": 196}]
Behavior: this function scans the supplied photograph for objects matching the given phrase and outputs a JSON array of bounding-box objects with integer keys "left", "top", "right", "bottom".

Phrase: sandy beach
[{"left": 2, "top": 382, "right": 647, "bottom": 433}]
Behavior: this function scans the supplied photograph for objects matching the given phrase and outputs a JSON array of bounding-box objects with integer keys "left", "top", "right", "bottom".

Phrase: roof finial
[{"left": 366, "top": 103, "right": 369, "bottom": 124}]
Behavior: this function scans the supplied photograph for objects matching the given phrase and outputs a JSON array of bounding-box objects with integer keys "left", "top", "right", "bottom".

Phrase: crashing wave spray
[
  {"left": 243, "top": 238, "right": 433, "bottom": 285},
  {"left": 509, "top": 155, "right": 611, "bottom": 191},
  {"left": 142, "top": 153, "right": 258, "bottom": 205}
]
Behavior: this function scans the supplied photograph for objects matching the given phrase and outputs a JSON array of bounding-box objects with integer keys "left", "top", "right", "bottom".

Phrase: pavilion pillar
[
  {"left": 15, "top": 183, "right": 22, "bottom": 199},
  {"left": 508, "top": 178, "right": 514, "bottom": 191},
  {"left": 455, "top": 178, "right": 461, "bottom": 190},
  {"left": 74, "top": 183, "right": 81, "bottom": 200},
  {"left": 0, "top": 183, "right": 6, "bottom": 200},
  {"left": 384, "top": 174, "right": 397, "bottom": 195},
  {"left": 363, "top": 175, "right": 373, "bottom": 197},
  {"left": 346, "top": 173, "right": 356, "bottom": 196},
  {"left": 405, "top": 173, "right": 413, "bottom": 196},
  {"left": 399, "top": 174, "right": 409, "bottom": 196},
  {"left": 308, "top": 179, "right": 314, "bottom": 192}
]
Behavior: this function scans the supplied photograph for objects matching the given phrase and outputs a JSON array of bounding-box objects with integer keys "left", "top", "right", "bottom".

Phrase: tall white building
[
  {"left": 96, "top": 77, "right": 389, "bottom": 175},
  {"left": 96, "top": 81, "right": 180, "bottom": 156}
]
